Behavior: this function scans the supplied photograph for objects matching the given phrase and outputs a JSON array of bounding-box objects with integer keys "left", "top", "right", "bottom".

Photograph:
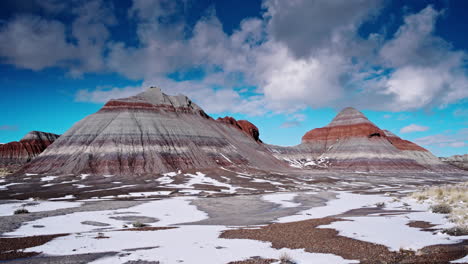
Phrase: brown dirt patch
[
  {"left": 408, "top": 220, "right": 438, "bottom": 231},
  {"left": 0, "top": 233, "right": 68, "bottom": 261},
  {"left": 336, "top": 207, "right": 414, "bottom": 217},
  {"left": 220, "top": 217, "right": 467, "bottom": 264},
  {"left": 227, "top": 257, "right": 277, "bottom": 264},
  {"left": 119, "top": 226, "right": 177, "bottom": 232}
]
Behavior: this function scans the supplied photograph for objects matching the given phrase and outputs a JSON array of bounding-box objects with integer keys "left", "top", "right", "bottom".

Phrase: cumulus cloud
[
  {"left": 0, "top": 16, "right": 75, "bottom": 70},
  {"left": 0, "top": 0, "right": 115, "bottom": 75},
  {"left": 400, "top": 124, "right": 429, "bottom": 133},
  {"left": 77, "top": 2, "right": 468, "bottom": 115},
  {"left": 75, "top": 86, "right": 145, "bottom": 103},
  {"left": 1, "top": 0, "right": 468, "bottom": 117},
  {"left": 263, "top": 0, "right": 382, "bottom": 58},
  {"left": 379, "top": 6, "right": 468, "bottom": 111}
]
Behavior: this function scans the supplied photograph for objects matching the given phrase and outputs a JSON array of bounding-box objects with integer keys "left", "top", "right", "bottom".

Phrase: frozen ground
[{"left": 0, "top": 182, "right": 467, "bottom": 263}]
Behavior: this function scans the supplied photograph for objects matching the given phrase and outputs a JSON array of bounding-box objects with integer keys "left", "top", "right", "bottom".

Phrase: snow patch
[
  {"left": 41, "top": 176, "right": 58, "bottom": 182},
  {"left": 262, "top": 193, "right": 300, "bottom": 208}
]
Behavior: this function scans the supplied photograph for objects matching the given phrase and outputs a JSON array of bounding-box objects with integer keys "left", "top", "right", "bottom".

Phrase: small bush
[
  {"left": 279, "top": 252, "right": 296, "bottom": 264},
  {"left": 431, "top": 204, "right": 452, "bottom": 214},
  {"left": 14, "top": 208, "right": 29, "bottom": 215},
  {"left": 132, "top": 221, "right": 147, "bottom": 228},
  {"left": 375, "top": 202, "right": 386, "bottom": 208},
  {"left": 416, "top": 194, "right": 428, "bottom": 201},
  {"left": 442, "top": 226, "right": 468, "bottom": 236}
]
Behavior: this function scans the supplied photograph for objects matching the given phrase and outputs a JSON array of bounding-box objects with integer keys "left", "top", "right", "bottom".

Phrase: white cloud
[
  {"left": 263, "top": 0, "right": 382, "bottom": 58},
  {"left": 71, "top": 2, "right": 468, "bottom": 116},
  {"left": 400, "top": 124, "right": 429, "bottom": 133},
  {"left": 75, "top": 86, "right": 145, "bottom": 103},
  {"left": 0, "top": 0, "right": 115, "bottom": 75},
  {"left": 414, "top": 128, "right": 468, "bottom": 148},
  {"left": 0, "top": 15, "right": 75, "bottom": 70},
  {"left": 2, "top": 1, "right": 468, "bottom": 117},
  {"left": 378, "top": 6, "right": 468, "bottom": 111},
  {"left": 280, "top": 121, "right": 301, "bottom": 128}
]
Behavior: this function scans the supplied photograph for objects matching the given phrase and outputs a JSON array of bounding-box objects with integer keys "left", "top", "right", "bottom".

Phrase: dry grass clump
[
  {"left": 411, "top": 181, "right": 467, "bottom": 231},
  {"left": 0, "top": 168, "right": 13, "bottom": 177},
  {"left": 411, "top": 182, "right": 468, "bottom": 204},
  {"left": 13, "top": 208, "right": 29, "bottom": 215},
  {"left": 442, "top": 226, "right": 468, "bottom": 236},
  {"left": 279, "top": 253, "right": 296, "bottom": 264},
  {"left": 430, "top": 204, "right": 452, "bottom": 214},
  {"left": 132, "top": 221, "right": 147, "bottom": 228}
]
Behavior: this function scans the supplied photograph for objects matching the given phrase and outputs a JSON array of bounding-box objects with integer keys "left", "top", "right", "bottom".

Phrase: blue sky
[{"left": 0, "top": 0, "right": 467, "bottom": 157}]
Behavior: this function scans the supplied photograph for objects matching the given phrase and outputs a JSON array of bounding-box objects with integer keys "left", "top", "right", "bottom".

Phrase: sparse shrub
[
  {"left": 415, "top": 194, "right": 428, "bottom": 202},
  {"left": 94, "top": 232, "right": 109, "bottom": 239},
  {"left": 132, "top": 221, "right": 147, "bottom": 228},
  {"left": 375, "top": 202, "right": 386, "bottom": 208},
  {"left": 279, "top": 252, "right": 296, "bottom": 264},
  {"left": 14, "top": 208, "right": 29, "bottom": 214},
  {"left": 442, "top": 226, "right": 468, "bottom": 236},
  {"left": 430, "top": 204, "right": 452, "bottom": 214}
]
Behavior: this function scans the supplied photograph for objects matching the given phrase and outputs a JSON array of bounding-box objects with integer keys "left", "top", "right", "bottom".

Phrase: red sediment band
[
  {"left": 0, "top": 140, "right": 55, "bottom": 161},
  {"left": 386, "top": 136, "right": 428, "bottom": 152},
  {"left": 217, "top": 117, "right": 261, "bottom": 142},
  {"left": 302, "top": 123, "right": 384, "bottom": 142},
  {"left": 100, "top": 100, "right": 201, "bottom": 115}
]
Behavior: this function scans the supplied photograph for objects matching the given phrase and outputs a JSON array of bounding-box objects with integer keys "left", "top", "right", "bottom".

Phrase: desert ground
[{"left": 0, "top": 171, "right": 467, "bottom": 264}]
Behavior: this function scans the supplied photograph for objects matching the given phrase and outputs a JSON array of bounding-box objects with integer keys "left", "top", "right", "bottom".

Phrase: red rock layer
[
  {"left": 302, "top": 123, "right": 384, "bottom": 142},
  {"left": 217, "top": 117, "right": 262, "bottom": 142},
  {"left": 383, "top": 130, "right": 428, "bottom": 152},
  {"left": 274, "top": 107, "right": 454, "bottom": 171},
  {"left": 0, "top": 131, "right": 60, "bottom": 166}
]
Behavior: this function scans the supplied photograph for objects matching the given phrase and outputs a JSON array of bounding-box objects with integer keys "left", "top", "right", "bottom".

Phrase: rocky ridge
[
  {"left": 0, "top": 131, "right": 60, "bottom": 173},
  {"left": 440, "top": 154, "right": 468, "bottom": 170}
]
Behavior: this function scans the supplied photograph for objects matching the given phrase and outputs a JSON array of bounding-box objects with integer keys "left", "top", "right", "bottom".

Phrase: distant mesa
[
  {"left": 440, "top": 154, "right": 468, "bottom": 171},
  {"left": 0, "top": 131, "right": 60, "bottom": 173}
]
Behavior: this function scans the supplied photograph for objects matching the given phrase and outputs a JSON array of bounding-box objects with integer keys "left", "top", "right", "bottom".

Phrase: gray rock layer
[{"left": 21, "top": 88, "right": 285, "bottom": 176}]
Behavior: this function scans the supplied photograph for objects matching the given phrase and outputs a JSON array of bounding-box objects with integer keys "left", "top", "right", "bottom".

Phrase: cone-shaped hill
[
  {"left": 269, "top": 107, "right": 455, "bottom": 172},
  {"left": 20, "top": 87, "right": 284, "bottom": 176}
]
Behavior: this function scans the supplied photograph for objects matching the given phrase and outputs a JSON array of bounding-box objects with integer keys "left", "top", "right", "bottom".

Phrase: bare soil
[
  {"left": 0, "top": 233, "right": 68, "bottom": 261},
  {"left": 220, "top": 217, "right": 468, "bottom": 264}
]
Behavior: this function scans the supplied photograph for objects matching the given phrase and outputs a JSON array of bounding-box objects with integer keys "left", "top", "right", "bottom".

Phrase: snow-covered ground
[
  {"left": 157, "top": 171, "right": 240, "bottom": 193},
  {"left": 318, "top": 196, "right": 468, "bottom": 251},
  {"left": 277, "top": 192, "right": 392, "bottom": 222},
  {"left": 0, "top": 200, "right": 82, "bottom": 216},
  {"left": 1, "top": 190, "right": 467, "bottom": 263}
]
